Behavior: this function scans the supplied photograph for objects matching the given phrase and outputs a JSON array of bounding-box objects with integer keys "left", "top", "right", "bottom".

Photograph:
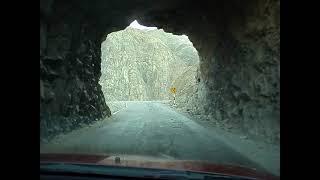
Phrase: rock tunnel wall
[
  {"left": 40, "top": 0, "right": 279, "bottom": 144},
  {"left": 137, "top": 0, "right": 280, "bottom": 143},
  {"left": 201, "top": 0, "right": 280, "bottom": 143},
  {"left": 40, "top": 0, "right": 111, "bottom": 141}
]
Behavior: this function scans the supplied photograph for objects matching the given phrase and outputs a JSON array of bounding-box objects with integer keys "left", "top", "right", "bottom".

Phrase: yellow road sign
[{"left": 170, "top": 87, "right": 176, "bottom": 94}]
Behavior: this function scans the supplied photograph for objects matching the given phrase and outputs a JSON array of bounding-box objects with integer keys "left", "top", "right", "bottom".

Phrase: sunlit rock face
[{"left": 100, "top": 23, "right": 199, "bottom": 102}]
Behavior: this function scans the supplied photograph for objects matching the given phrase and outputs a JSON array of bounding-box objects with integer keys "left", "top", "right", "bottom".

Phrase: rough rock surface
[
  {"left": 141, "top": 0, "right": 280, "bottom": 144},
  {"left": 194, "top": 0, "right": 280, "bottom": 143},
  {"left": 100, "top": 27, "right": 199, "bottom": 104},
  {"left": 40, "top": 0, "right": 111, "bottom": 141}
]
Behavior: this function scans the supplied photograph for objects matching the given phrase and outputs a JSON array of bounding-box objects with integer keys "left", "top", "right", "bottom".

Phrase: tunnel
[{"left": 40, "top": 0, "right": 280, "bottom": 146}]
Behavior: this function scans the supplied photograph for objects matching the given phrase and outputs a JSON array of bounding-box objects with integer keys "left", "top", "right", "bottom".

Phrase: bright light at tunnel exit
[
  {"left": 129, "top": 20, "right": 189, "bottom": 39},
  {"left": 129, "top": 20, "right": 158, "bottom": 30}
]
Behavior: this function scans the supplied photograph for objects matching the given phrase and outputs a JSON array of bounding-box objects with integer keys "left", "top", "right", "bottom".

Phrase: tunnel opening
[
  {"left": 41, "top": 0, "right": 279, "bottom": 176},
  {"left": 99, "top": 20, "right": 200, "bottom": 113}
]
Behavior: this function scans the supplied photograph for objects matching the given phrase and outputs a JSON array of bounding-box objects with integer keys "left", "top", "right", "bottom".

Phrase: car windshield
[{"left": 40, "top": 0, "right": 280, "bottom": 178}]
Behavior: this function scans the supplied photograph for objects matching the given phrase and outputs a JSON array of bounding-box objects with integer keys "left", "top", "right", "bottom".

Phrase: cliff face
[{"left": 100, "top": 27, "right": 199, "bottom": 102}]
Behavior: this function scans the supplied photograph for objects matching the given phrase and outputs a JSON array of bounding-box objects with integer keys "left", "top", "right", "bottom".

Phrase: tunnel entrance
[
  {"left": 41, "top": 1, "right": 280, "bottom": 175},
  {"left": 99, "top": 20, "right": 200, "bottom": 113}
]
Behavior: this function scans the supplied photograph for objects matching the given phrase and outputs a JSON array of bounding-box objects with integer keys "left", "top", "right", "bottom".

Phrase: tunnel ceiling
[{"left": 41, "top": 0, "right": 259, "bottom": 51}]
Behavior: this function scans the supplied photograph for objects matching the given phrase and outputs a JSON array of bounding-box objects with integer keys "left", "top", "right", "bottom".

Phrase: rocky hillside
[{"left": 100, "top": 27, "right": 199, "bottom": 104}]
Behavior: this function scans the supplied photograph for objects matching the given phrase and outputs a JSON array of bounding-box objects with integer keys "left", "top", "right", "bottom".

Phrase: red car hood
[{"left": 40, "top": 153, "right": 278, "bottom": 180}]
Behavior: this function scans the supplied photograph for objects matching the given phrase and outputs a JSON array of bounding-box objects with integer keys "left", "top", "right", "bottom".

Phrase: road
[{"left": 40, "top": 101, "right": 267, "bottom": 173}]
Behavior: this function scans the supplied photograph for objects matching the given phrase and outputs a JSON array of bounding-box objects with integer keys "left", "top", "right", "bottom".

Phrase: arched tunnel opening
[
  {"left": 40, "top": 0, "right": 280, "bottom": 176},
  {"left": 99, "top": 20, "right": 200, "bottom": 113}
]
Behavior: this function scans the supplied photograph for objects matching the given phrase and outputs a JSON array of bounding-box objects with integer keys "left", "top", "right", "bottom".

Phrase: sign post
[{"left": 170, "top": 87, "right": 177, "bottom": 106}]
